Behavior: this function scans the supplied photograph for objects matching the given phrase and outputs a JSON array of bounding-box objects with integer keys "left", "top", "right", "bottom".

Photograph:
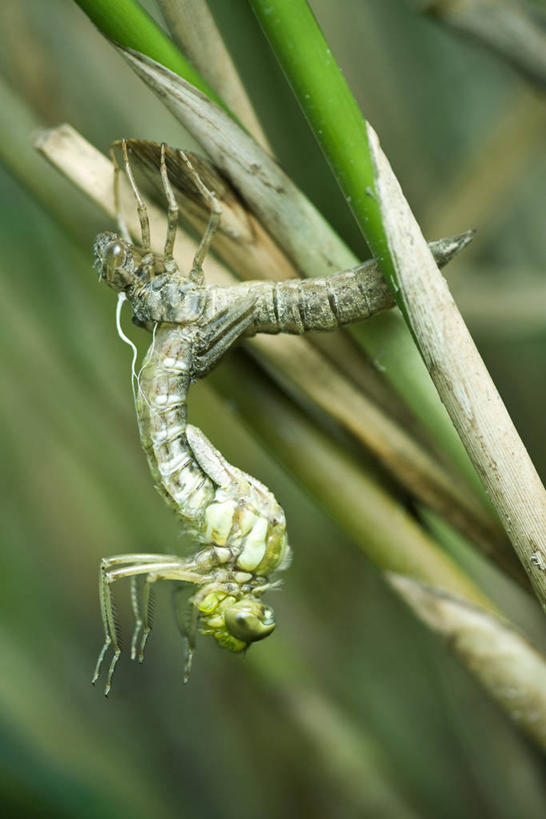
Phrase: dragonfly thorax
[{"left": 129, "top": 276, "right": 207, "bottom": 325}]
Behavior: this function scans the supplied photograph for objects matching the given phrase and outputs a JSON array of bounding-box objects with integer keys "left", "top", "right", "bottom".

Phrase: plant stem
[
  {"left": 249, "top": 0, "right": 546, "bottom": 606},
  {"left": 249, "top": 0, "right": 399, "bottom": 312},
  {"left": 73, "top": 0, "right": 227, "bottom": 110},
  {"left": 368, "top": 123, "right": 546, "bottom": 608},
  {"left": 157, "top": 0, "right": 271, "bottom": 150}
]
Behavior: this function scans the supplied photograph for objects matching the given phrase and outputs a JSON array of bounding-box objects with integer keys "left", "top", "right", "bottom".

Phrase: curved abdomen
[
  {"left": 136, "top": 326, "right": 215, "bottom": 538},
  {"left": 136, "top": 326, "right": 290, "bottom": 575}
]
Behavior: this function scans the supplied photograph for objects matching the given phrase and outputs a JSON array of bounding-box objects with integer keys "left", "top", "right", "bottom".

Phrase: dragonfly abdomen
[
  {"left": 136, "top": 325, "right": 291, "bottom": 575},
  {"left": 257, "top": 271, "right": 389, "bottom": 332},
  {"left": 137, "top": 325, "right": 215, "bottom": 531}
]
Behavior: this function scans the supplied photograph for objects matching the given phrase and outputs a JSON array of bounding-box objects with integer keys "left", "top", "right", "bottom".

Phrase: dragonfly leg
[
  {"left": 109, "top": 145, "right": 131, "bottom": 243},
  {"left": 172, "top": 585, "right": 196, "bottom": 684},
  {"left": 92, "top": 558, "right": 121, "bottom": 696},
  {"left": 130, "top": 575, "right": 144, "bottom": 661},
  {"left": 121, "top": 138, "right": 151, "bottom": 250},
  {"left": 92, "top": 554, "right": 212, "bottom": 694},
  {"left": 184, "top": 602, "right": 199, "bottom": 684},
  {"left": 137, "top": 571, "right": 155, "bottom": 663},
  {"left": 159, "top": 142, "right": 179, "bottom": 259},
  {"left": 176, "top": 148, "right": 222, "bottom": 281},
  {"left": 182, "top": 583, "right": 224, "bottom": 684}
]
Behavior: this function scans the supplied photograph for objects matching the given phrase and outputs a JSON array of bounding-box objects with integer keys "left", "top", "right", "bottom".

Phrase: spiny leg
[
  {"left": 184, "top": 603, "right": 199, "bottom": 684},
  {"left": 118, "top": 560, "right": 211, "bottom": 668},
  {"left": 92, "top": 562, "right": 122, "bottom": 696},
  {"left": 109, "top": 145, "right": 131, "bottom": 243},
  {"left": 137, "top": 572, "right": 156, "bottom": 663},
  {"left": 176, "top": 149, "right": 222, "bottom": 281},
  {"left": 100, "top": 553, "right": 182, "bottom": 569},
  {"left": 122, "top": 138, "right": 151, "bottom": 250},
  {"left": 128, "top": 568, "right": 158, "bottom": 663},
  {"left": 93, "top": 554, "right": 213, "bottom": 693},
  {"left": 184, "top": 586, "right": 216, "bottom": 684},
  {"left": 92, "top": 564, "right": 112, "bottom": 685},
  {"left": 159, "top": 142, "right": 179, "bottom": 258},
  {"left": 182, "top": 582, "right": 233, "bottom": 682},
  {"left": 130, "top": 576, "right": 143, "bottom": 661},
  {"left": 93, "top": 554, "right": 186, "bottom": 692},
  {"left": 104, "top": 559, "right": 208, "bottom": 584},
  {"left": 172, "top": 585, "right": 196, "bottom": 684}
]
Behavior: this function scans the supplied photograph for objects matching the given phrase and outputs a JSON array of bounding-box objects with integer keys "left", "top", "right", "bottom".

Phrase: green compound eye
[{"left": 224, "top": 600, "right": 276, "bottom": 644}]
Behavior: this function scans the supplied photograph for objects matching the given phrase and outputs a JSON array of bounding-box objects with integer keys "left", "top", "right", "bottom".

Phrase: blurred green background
[{"left": 0, "top": 1, "right": 545, "bottom": 817}]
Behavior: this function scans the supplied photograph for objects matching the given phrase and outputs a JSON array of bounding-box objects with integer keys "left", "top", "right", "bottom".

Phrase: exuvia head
[
  {"left": 224, "top": 598, "right": 276, "bottom": 645},
  {"left": 94, "top": 231, "right": 141, "bottom": 291}
]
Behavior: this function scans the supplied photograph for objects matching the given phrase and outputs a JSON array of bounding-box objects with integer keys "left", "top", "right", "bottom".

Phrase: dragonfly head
[
  {"left": 199, "top": 593, "right": 276, "bottom": 652},
  {"left": 224, "top": 599, "right": 276, "bottom": 646},
  {"left": 94, "top": 231, "right": 141, "bottom": 291}
]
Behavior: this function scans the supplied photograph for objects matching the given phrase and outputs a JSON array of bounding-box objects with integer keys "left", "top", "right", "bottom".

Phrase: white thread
[
  {"left": 136, "top": 321, "right": 158, "bottom": 412},
  {"left": 115, "top": 293, "right": 138, "bottom": 402}
]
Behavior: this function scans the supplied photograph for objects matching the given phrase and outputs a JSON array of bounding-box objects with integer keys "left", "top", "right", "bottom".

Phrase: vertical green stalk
[
  {"left": 249, "top": 0, "right": 404, "bottom": 317},
  {"left": 247, "top": 0, "right": 496, "bottom": 506},
  {"left": 249, "top": 0, "right": 546, "bottom": 606}
]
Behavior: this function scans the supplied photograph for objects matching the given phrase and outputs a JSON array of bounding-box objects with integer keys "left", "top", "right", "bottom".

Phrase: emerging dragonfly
[
  {"left": 93, "top": 140, "right": 295, "bottom": 694},
  {"left": 93, "top": 139, "right": 470, "bottom": 693}
]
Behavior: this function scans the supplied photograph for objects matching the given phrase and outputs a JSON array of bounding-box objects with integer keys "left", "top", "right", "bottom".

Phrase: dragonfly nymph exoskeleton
[
  {"left": 92, "top": 140, "right": 297, "bottom": 694},
  {"left": 92, "top": 139, "right": 471, "bottom": 694}
]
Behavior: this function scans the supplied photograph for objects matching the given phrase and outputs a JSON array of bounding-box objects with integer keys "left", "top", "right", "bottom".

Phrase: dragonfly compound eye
[
  {"left": 224, "top": 600, "right": 276, "bottom": 644},
  {"left": 106, "top": 241, "right": 125, "bottom": 268},
  {"left": 93, "top": 232, "right": 135, "bottom": 290}
]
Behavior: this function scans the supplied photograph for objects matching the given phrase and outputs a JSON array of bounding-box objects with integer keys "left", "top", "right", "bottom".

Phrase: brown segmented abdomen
[
  {"left": 200, "top": 233, "right": 471, "bottom": 338},
  {"left": 203, "top": 264, "right": 390, "bottom": 337}
]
